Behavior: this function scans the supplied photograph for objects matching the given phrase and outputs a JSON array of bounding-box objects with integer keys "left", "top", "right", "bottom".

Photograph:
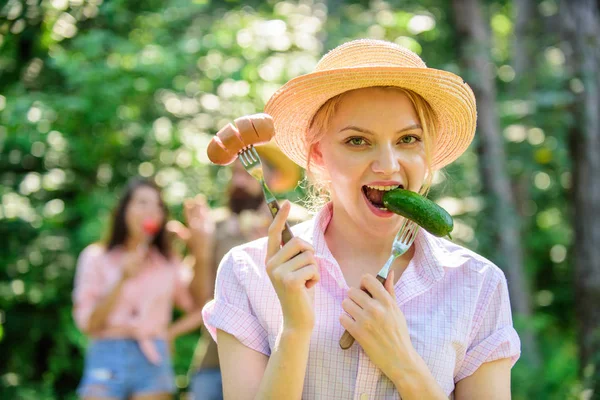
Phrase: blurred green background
[{"left": 1, "top": 0, "right": 599, "bottom": 399}]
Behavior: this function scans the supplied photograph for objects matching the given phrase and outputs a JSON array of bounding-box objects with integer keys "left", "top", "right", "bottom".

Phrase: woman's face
[
  {"left": 312, "top": 87, "right": 427, "bottom": 235},
  {"left": 125, "top": 185, "right": 165, "bottom": 240}
]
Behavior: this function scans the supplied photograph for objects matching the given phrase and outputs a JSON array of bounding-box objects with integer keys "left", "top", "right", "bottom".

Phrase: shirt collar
[
  {"left": 309, "top": 202, "right": 337, "bottom": 264},
  {"left": 411, "top": 229, "right": 447, "bottom": 283}
]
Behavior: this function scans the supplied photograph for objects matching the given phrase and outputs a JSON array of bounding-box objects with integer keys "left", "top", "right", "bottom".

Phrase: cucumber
[{"left": 382, "top": 188, "right": 454, "bottom": 238}]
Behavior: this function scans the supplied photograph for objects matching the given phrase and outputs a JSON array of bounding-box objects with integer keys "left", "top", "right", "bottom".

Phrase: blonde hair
[{"left": 303, "top": 86, "right": 438, "bottom": 211}]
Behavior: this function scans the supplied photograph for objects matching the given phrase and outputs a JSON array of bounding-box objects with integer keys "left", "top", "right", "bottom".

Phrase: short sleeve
[
  {"left": 72, "top": 245, "right": 106, "bottom": 332},
  {"left": 455, "top": 269, "right": 521, "bottom": 382},
  {"left": 201, "top": 250, "right": 270, "bottom": 356},
  {"left": 173, "top": 259, "right": 195, "bottom": 312}
]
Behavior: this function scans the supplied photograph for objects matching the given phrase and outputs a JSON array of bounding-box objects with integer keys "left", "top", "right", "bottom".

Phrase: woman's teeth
[{"left": 365, "top": 184, "right": 399, "bottom": 191}]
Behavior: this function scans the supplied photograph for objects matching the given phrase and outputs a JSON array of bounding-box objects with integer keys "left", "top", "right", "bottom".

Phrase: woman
[
  {"left": 73, "top": 177, "right": 211, "bottom": 400},
  {"left": 202, "top": 39, "right": 521, "bottom": 399}
]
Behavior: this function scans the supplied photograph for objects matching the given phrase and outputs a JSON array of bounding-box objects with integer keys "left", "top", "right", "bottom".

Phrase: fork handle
[
  {"left": 266, "top": 199, "right": 294, "bottom": 244},
  {"left": 339, "top": 275, "right": 387, "bottom": 350}
]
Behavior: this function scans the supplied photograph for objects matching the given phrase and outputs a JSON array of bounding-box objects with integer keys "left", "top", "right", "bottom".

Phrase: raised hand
[
  {"left": 265, "top": 201, "right": 320, "bottom": 333},
  {"left": 166, "top": 194, "right": 215, "bottom": 252}
]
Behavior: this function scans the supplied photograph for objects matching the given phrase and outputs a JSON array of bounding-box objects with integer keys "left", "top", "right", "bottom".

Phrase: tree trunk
[
  {"left": 512, "top": 0, "right": 537, "bottom": 89},
  {"left": 451, "top": 0, "right": 541, "bottom": 368},
  {"left": 559, "top": 0, "right": 600, "bottom": 392},
  {"left": 510, "top": 0, "right": 538, "bottom": 221}
]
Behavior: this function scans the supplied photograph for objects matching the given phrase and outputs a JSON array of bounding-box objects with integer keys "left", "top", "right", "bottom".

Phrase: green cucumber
[{"left": 382, "top": 188, "right": 454, "bottom": 238}]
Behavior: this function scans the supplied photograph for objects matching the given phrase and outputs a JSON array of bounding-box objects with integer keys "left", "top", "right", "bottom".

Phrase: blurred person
[
  {"left": 184, "top": 143, "right": 306, "bottom": 400},
  {"left": 72, "top": 177, "right": 211, "bottom": 400}
]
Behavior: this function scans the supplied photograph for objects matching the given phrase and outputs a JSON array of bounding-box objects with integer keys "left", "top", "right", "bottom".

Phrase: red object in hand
[{"left": 142, "top": 219, "right": 160, "bottom": 236}]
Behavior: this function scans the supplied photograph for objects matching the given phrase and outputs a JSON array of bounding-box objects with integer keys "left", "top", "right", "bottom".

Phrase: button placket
[{"left": 353, "top": 347, "right": 380, "bottom": 400}]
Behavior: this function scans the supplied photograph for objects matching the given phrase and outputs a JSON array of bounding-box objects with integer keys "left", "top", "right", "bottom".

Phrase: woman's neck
[
  {"left": 124, "top": 236, "right": 144, "bottom": 251},
  {"left": 323, "top": 203, "right": 415, "bottom": 282},
  {"left": 325, "top": 204, "right": 395, "bottom": 262}
]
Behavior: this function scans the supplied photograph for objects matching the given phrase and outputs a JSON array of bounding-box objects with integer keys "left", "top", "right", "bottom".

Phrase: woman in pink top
[
  {"left": 202, "top": 39, "right": 521, "bottom": 399},
  {"left": 73, "top": 178, "right": 210, "bottom": 400}
]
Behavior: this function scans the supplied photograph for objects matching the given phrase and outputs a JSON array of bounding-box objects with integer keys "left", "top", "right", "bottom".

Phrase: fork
[
  {"left": 238, "top": 145, "right": 294, "bottom": 244},
  {"left": 339, "top": 218, "right": 420, "bottom": 350}
]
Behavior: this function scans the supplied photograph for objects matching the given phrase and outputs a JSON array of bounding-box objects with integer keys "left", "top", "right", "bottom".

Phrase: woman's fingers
[
  {"left": 184, "top": 195, "right": 214, "bottom": 234},
  {"left": 305, "top": 266, "right": 321, "bottom": 289},
  {"left": 276, "top": 250, "right": 316, "bottom": 272},
  {"left": 384, "top": 270, "right": 396, "bottom": 298},
  {"left": 283, "top": 264, "right": 320, "bottom": 290},
  {"left": 268, "top": 249, "right": 318, "bottom": 286},
  {"left": 342, "top": 297, "right": 366, "bottom": 321},
  {"left": 166, "top": 220, "right": 191, "bottom": 241},
  {"left": 263, "top": 200, "right": 321, "bottom": 333},
  {"left": 360, "top": 274, "right": 392, "bottom": 305},
  {"left": 347, "top": 286, "right": 374, "bottom": 309},
  {"left": 339, "top": 312, "right": 357, "bottom": 333},
  {"left": 267, "top": 237, "right": 314, "bottom": 272},
  {"left": 264, "top": 200, "right": 316, "bottom": 278},
  {"left": 343, "top": 275, "right": 393, "bottom": 329}
]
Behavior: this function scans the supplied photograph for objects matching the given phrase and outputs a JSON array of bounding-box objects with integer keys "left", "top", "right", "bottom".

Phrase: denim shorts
[
  {"left": 77, "top": 338, "right": 176, "bottom": 399},
  {"left": 190, "top": 367, "right": 223, "bottom": 400}
]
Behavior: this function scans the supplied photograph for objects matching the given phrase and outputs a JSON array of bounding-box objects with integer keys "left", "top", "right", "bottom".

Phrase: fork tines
[
  {"left": 239, "top": 145, "right": 258, "bottom": 166},
  {"left": 400, "top": 219, "right": 418, "bottom": 243}
]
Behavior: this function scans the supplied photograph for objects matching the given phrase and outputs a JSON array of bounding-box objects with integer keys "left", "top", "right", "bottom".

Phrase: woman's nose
[
  {"left": 371, "top": 144, "right": 400, "bottom": 175},
  {"left": 144, "top": 204, "right": 163, "bottom": 219}
]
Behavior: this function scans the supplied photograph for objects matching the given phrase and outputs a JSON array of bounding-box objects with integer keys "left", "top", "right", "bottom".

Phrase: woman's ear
[{"left": 309, "top": 142, "right": 324, "bottom": 167}]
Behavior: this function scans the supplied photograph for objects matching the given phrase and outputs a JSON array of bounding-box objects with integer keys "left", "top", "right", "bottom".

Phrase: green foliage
[{"left": 0, "top": 0, "right": 586, "bottom": 397}]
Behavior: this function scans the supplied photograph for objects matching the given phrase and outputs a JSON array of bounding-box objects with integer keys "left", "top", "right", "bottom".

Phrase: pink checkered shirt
[
  {"left": 73, "top": 244, "right": 194, "bottom": 364},
  {"left": 202, "top": 203, "right": 521, "bottom": 399}
]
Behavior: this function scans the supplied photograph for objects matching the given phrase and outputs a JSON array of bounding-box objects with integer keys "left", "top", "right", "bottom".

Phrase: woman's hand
[
  {"left": 340, "top": 271, "right": 417, "bottom": 382},
  {"left": 166, "top": 326, "right": 177, "bottom": 356},
  {"left": 167, "top": 194, "right": 215, "bottom": 253},
  {"left": 266, "top": 201, "right": 320, "bottom": 334}
]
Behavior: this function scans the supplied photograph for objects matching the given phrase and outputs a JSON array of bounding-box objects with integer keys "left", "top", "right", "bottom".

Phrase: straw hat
[{"left": 264, "top": 39, "right": 477, "bottom": 170}]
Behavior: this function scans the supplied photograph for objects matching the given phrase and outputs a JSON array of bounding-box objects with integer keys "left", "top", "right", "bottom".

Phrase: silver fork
[
  {"left": 339, "top": 218, "right": 420, "bottom": 350},
  {"left": 238, "top": 145, "right": 294, "bottom": 244}
]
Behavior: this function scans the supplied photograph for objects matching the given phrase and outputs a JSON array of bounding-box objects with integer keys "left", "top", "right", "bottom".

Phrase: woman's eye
[
  {"left": 346, "top": 137, "right": 367, "bottom": 146},
  {"left": 399, "top": 135, "right": 421, "bottom": 144}
]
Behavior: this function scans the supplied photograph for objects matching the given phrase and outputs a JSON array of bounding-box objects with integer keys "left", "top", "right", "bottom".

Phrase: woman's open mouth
[{"left": 362, "top": 184, "right": 403, "bottom": 215}]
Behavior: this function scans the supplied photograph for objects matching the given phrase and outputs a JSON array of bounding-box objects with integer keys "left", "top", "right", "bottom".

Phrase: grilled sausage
[{"left": 207, "top": 113, "right": 275, "bottom": 165}]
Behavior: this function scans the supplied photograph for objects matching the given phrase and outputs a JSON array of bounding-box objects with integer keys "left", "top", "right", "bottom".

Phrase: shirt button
[{"left": 360, "top": 394, "right": 369, "bottom": 400}]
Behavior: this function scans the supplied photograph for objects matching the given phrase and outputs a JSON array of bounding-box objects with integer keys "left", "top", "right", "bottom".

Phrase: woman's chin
[{"left": 126, "top": 230, "right": 145, "bottom": 243}]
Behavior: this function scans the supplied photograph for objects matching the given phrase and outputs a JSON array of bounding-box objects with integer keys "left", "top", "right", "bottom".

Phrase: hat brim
[{"left": 265, "top": 66, "right": 477, "bottom": 171}]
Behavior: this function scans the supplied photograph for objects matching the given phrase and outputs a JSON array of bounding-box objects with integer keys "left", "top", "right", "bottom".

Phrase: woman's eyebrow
[
  {"left": 339, "top": 124, "right": 423, "bottom": 135},
  {"left": 397, "top": 124, "right": 422, "bottom": 133}
]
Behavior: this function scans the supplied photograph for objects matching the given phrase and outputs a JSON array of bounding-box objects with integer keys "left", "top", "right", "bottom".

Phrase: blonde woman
[{"left": 202, "top": 40, "right": 521, "bottom": 399}]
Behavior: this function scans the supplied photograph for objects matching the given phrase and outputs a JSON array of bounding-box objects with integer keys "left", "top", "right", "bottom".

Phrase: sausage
[
  {"left": 206, "top": 113, "right": 275, "bottom": 165},
  {"left": 234, "top": 114, "right": 274, "bottom": 144},
  {"left": 206, "top": 125, "right": 239, "bottom": 165},
  {"left": 218, "top": 123, "right": 246, "bottom": 160}
]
